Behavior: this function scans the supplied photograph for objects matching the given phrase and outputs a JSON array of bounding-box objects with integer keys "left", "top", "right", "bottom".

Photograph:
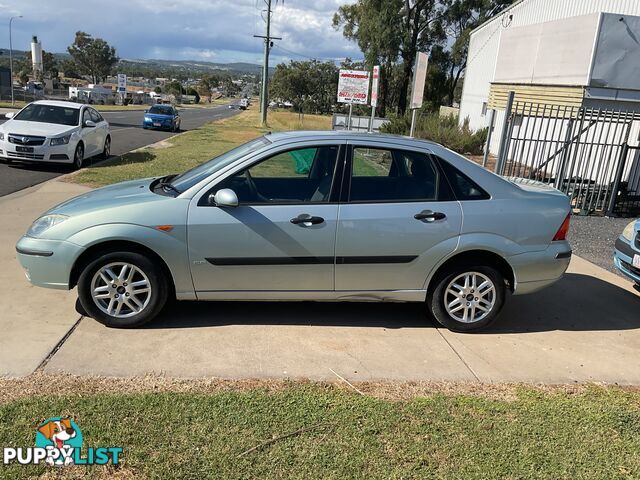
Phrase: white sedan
[{"left": 0, "top": 100, "right": 111, "bottom": 169}]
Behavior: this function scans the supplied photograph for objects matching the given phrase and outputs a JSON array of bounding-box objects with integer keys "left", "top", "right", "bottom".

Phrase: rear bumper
[
  {"left": 509, "top": 241, "right": 572, "bottom": 295},
  {"left": 15, "top": 236, "right": 85, "bottom": 290},
  {"left": 614, "top": 237, "right": 640, "bottom": 284}
]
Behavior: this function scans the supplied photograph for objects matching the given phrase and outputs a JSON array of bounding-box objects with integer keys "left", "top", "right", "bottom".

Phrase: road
[{"left": 0, "top": 104, "right": 239, "bottom": 197}]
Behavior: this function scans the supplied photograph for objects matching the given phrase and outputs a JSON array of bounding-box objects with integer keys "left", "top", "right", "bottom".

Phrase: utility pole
[
  {"left": 9, "top": 15, "right": 23, "bottom": 106},
  {"left": 254, "top": 0, "right": 281, "bottom": 126}
]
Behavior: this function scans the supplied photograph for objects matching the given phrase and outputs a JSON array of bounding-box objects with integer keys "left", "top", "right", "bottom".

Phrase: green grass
[
  {"left": 67, "top": 109, "right": 332, "bottom": 187},
  {"left": 0, "top": 385, "right": 639, "bottom": 478}
]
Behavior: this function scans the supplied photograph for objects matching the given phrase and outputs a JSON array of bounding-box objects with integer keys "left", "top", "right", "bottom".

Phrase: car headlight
[
  {"left": 144, "top": 116, "right": 152, "bottom": 122},
  {"left": 50, "top": 135, "right": 71, "bottom": 146},
  {"left": 621, "top": 220, "right": 637, "bottom": 242},
  {"left": 27, "top": 214, "right": 69, "bottom": 237}
]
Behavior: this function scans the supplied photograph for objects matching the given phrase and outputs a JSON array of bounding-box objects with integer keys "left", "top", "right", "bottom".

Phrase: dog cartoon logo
[{"left": 35, "top": 417, "right": 83, "bottom": 466}]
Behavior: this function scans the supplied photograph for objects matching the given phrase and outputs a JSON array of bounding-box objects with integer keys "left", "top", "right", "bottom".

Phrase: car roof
[
  {"left": 30, "top": 100, "right": 84, "bottom": 110},
  {"left": 264, "top": 130, "right": 441, "bottom": 149}
]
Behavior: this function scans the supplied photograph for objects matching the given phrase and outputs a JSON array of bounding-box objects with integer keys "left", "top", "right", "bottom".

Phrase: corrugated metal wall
[{"left": 459, "top": 0, "right": 640, "bottom": 155}]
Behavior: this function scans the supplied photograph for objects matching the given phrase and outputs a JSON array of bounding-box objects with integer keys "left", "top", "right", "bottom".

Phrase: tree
[
  {"left": 59, "top": 59, "right": 82, "bottom": 79},
  {"left": 67, "top": 31, "right": 119, "bottom": 83},
  {"left": 440, "top": 0, "right": 516, "bottom": 105},
  {"left": 334, "top": 0, "right": 445, "bottom": 115},
  {"left": 197, "top": 74, "right": 220, "bottom": 101},
  {"left": 270, "top": 60, "right": 339, "bottom": 114},
  {"left": 333, "top": 0, "right": 402, "bottom": 116},
  {"left": 164, "top": 80, "right": 184, "bottom": 97},
  {"left": 334, "top": 0, "right": 517, "bottom": 112}
]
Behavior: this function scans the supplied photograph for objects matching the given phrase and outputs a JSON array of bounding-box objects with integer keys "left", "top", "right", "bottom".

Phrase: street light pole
[{"left": 9, "top": 15, "right": 22, "bottom": 106}]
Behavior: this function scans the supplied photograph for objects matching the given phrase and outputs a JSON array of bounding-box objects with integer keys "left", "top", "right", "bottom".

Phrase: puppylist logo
[{"left": 3, "top": 417, "right": 122, "bottom": 466}]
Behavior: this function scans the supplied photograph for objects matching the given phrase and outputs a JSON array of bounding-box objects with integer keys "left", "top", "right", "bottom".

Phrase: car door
[
  {"left": 187, "top": 142, "right": 344, "bottom": 295},
  {"left": 80, "top": 107, "right": 99, "bottom": 156},
  {"left": 89, "top": 108, "right": 108, "bottom": 150},
  {"left": 334, "top": 142, "right": 463, "bottom": 292}
]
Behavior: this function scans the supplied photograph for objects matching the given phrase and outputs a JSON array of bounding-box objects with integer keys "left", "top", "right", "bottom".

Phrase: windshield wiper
[{"left": 156, "top": 175, "right": 181, "bottom": 195}]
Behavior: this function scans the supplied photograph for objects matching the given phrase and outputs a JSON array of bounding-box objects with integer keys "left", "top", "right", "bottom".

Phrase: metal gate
[{"left": 495, "top": 100, "right": 640, "bottom": 216}]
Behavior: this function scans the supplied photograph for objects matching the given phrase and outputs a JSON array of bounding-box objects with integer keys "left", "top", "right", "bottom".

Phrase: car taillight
[{"left": 553, "top": 214, "right": 571, "bottom": 241}]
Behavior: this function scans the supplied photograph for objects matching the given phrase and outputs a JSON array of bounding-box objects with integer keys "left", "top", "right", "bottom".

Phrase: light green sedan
[{"left": 16, "top": 131, "right": 572, "bottom": 332}]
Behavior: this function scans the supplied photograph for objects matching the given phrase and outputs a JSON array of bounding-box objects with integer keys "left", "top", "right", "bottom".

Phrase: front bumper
[
  {"left": 15, "top": 236, "right": 85, "bottom": 290},
  {"left": 508, "top": 241, "right": 572, "bottom": 295},
  {"left": 142, "top": 118, "right": 174, "bottom": 130},
  {"left": 614, "top": 237, "right": 640, "bottom": 284},
  {"left": 0, "top": 138, "right": 75, "bottom": 163}
]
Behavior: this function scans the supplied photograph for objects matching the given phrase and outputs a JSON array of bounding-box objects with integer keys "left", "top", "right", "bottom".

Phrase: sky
[{"left": 1, "top": 0, "right": 361, "bottom": 65}]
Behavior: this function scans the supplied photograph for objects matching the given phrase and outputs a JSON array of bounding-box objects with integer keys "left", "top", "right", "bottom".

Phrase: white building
[{"left": 459, "top": 0, "right": 640, "bottom": 155}]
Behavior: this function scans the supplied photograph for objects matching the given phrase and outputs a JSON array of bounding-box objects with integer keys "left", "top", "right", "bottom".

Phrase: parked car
[
  {"left": 15, "top": 131, "right": 572, "bottom": 331},
  {"left": 0, "top": 100, "right": 110, "bottom": 169},
  {"left": 614, "top": 219, "right": 640, "bottom": 286},
  {"left": 142, "top": 104, "right": 181, "bottom": 131}
]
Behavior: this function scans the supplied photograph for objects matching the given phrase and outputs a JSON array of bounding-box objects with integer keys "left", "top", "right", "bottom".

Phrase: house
[{"left": 459, "top": 0, "right": 640, "bottom": 155}]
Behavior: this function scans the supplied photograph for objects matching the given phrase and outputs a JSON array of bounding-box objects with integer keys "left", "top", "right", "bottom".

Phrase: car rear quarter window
[{"left": 438, "top": 159, "right": 490, "bottom": 201}]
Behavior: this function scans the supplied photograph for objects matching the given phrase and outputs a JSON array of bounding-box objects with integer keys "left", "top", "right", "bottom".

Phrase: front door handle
[
  {"left": 290, "top": 214, "right": 325, "bottom": 226},
  {"left": 414, "top": 210, "right": 446, "bottom": 222}
]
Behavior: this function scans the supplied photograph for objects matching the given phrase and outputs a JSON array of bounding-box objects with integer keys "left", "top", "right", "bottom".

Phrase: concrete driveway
[{"left": 2, "top": 180, "right": 639, "bottom": 383}]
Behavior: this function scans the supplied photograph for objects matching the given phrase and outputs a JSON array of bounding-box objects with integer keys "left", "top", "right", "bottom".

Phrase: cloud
[{"left": 1, "top": 0, "right": 360, "bottom": 65}]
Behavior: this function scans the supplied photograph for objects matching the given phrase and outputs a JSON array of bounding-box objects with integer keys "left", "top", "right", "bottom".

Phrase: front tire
[
  {"left": 428, "top": 265, "right": 505, "bottom": 332},
  {"left": 77, "top": 251, "right": 168, "bottom": 328},
  {"left": 72, "top": 143, "right": 84, "bottom": 170}
]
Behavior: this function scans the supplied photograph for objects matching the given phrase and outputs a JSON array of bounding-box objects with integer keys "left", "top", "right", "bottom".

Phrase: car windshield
[
  {"left": 149, "top": 106, "right": 173, "bottom": 115},
  {"left": 14, "top": 104, "right": 80, "bottom": 126},
  {"left": 170, "top": 137, "right": 270, "bottom": 193}
]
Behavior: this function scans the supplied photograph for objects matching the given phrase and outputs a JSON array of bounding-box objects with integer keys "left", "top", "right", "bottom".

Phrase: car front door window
[{"left": 213, "top": 145, "right": 340, "bottom": 204}]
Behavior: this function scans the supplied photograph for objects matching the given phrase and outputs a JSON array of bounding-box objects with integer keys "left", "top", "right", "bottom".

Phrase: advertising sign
[
  {"left": 370, "top": 65, "right": 380, "bottom": 108},
  {"left": 337, "top": 69, "right": 370, "bottom": 105},
  {"left": 117, "top": 74, "right": 127, "bottom": 94},
  {"left": 409, "top": 52, "right": 428, "bottom": 110}
]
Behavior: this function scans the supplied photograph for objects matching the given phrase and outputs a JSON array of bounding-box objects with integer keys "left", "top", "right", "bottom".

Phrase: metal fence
[
  {"left": 332, "top": 113, "right": 389, "bottom": 133},
  {"left": 495, "top": 99, "right": 640, "bottom": 217}
]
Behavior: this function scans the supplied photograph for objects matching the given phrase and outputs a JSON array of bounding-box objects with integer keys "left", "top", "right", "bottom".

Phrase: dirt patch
[{"left": 1, "top": 372, "right": 630, "bottom": 405}]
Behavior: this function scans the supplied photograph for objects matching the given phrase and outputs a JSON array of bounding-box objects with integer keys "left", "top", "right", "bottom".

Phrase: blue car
[
  {"left": 614, "top": 219, "right": 640, "bottom": 286},
  {"left": 142, "top": 104, "right": 181, "bottom": 131}
]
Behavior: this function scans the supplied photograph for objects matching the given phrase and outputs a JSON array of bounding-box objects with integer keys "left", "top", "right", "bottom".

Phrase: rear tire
[
  {"left": 428, "top": 265, "right": 505, "bottom": 332},
  {"left": 77, "top": 251, "right": 168, "bottom": 328},
  {"left": 100, "top": 136, "right": 111, "bottom": 159}
]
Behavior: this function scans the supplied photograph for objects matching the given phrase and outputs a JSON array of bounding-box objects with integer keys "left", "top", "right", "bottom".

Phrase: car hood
[
  {"left": 47, "top": 178, "right": 165, "bottom": 216},
  {"left": 1, "top": 120, "right": 78, "bottom": 137}
]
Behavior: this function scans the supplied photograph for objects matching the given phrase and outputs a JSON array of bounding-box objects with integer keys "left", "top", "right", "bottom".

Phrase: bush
[{"left": 381, "top": 112, "right": 488, "bottom": 155}]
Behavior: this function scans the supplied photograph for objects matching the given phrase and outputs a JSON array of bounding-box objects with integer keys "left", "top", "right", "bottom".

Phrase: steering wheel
[{"left": 244, "top": 170, "right": 269, "bottom": 202}]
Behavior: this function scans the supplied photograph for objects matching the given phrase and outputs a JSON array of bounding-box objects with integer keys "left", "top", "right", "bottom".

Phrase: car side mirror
[
  {"left": 144, "top": 109, "right": 149, "bottom": 113},
  {"left": 5, "top": 112, "right": 14, "bottom": 119},
  {"left": 83, "top": 120, "right": 96, "bottom": 128},
  {"left": 210, "top": 188, "right": 239, "bottom": 207}
]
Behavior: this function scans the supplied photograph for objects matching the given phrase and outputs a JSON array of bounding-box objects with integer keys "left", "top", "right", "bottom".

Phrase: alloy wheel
[
  {"left": 90, "top": 262, "right": 152, "bottom": 318},
  {"left": 74, "top": 144, "right": 84, "bottom": 169},
  {"left": 444, "top": 271, "right": 496, "bottom": 323}
]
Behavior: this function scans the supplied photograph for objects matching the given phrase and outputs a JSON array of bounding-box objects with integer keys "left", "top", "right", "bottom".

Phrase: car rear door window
[{"left": 348, "top": 147, "right": 451, "bottom": 202}]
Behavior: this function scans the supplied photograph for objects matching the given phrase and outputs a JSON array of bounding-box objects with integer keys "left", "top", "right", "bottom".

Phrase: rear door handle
[
  {"left": 414, "top": 210, "right": 446, "bottom": 222},
  {"left": 290, "top": 214, "right": 325, "bottom": 226}
]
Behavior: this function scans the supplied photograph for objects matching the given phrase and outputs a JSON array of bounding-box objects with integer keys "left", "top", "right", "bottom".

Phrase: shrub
[{"left": 381, "top": 112, "right": 488, "bottom": 155}]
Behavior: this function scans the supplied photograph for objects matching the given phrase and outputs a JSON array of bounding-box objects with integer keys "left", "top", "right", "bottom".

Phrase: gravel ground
[{"left": 568, "top": 215, "right": 633, "bottom": 275}]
